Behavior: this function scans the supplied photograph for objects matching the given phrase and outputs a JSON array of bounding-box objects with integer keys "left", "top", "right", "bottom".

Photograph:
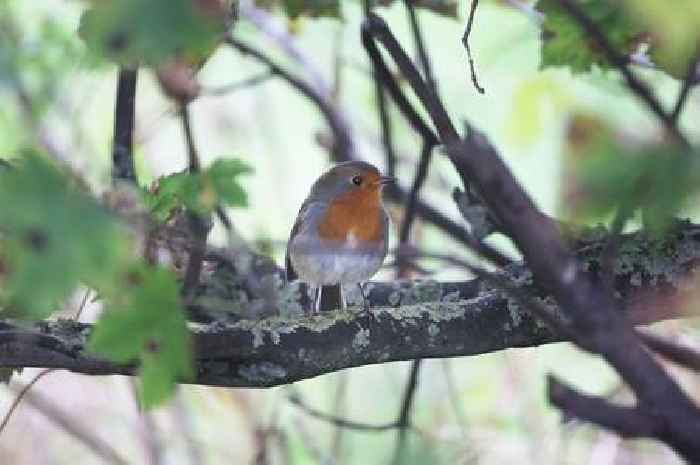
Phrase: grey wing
[
  {"left": 285, "top": 201, "right": 324, "bottom": 283},
  {"left": 382, "top": 209, "right": 390, "bottom": 259},
  {"left": 285, "top": 218, "right": 301, "bottom": 282}
]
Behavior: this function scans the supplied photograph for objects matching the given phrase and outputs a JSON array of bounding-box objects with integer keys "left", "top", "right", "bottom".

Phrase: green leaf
[
  {"left": 89, "top": 266, "right": 193, "bottom": 408},
  {"left": 145, "top": 158, "right": 251, "bottom": 221},
  {"left": 538, "top": 0, "right": 644, "bottom": 73},
  {"left": 78, "top": 0, "right": 224, "bottom": 66},
  {"left": 282, "top": 0, "right": 341, "bottom": 19},
  {"left": 0, "top": 152, "right": 130, "bottom": 318},
  {"left": 205, "top": 159, "right": 252, "bottom": 207},
  {"left": 560, "top": 115, "right": 699, "bottom": 234}
]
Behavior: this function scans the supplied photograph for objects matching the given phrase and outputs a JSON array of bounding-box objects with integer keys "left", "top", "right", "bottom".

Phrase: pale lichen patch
[
  {"left": 238, "top": 362, "right": 287, "bottom": 383},
  {"left": 428, "top": 323, "right": 440, "bottom": 338},
  {"left": 388, "top": 291, "right": 401, "bottom": 306},
  {"left": 352, "top": 328, "right": 370, "bottom": 349},
  {"left": 251, "top": 327, "right": 265, "bottom": 348},
  {"left": 376, "top": 300, "right": 467, "bottom": 323},
  {"left": 506, "top": 299, "right": 524, "bottom": 327},
  {"left": 441, "top": 290, "right": 461, "bottom": 303}
]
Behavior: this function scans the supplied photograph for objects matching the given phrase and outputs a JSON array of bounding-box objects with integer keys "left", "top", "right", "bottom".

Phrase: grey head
[{"left": 308, "top": 161, "right": 392, "bottom": 203}]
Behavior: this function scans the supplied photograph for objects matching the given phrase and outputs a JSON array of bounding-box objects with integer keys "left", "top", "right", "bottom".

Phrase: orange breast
[{"left": 317, "top": 187, "right": 384, "bottom": 243}]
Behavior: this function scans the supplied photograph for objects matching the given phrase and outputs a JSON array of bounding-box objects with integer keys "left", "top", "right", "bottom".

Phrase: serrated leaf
[
  {"left": 146, "top": 158, "right": 251, "bottom": 221},
  {"left": 90, "top": 266, "right": 193, "bottom": 408},
  {"left": 538, "top": 0, "right": 644, "bottom": 73},
  {"left": 205, "top": 159, "right": 252, "bottom": 207},
  {"left": 0, "top": 152, "right": 130, "bottom": 318},
  {"left": 78, "top": 0, "right": 224, "bottom": 66}
]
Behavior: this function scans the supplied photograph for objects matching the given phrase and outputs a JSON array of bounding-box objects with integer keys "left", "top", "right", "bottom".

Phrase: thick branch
[{"left": 1, "top": 223, "right": 699, "bottom": 387}]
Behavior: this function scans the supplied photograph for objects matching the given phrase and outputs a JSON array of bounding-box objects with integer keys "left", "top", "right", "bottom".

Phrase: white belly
[{"left": 290, "top": 244, "right": 385, "bottom": 285}]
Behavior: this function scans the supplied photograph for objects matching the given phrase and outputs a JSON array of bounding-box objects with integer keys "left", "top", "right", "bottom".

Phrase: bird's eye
[{"left": 351, "top": 175, "right": 363, "bottom": 186}]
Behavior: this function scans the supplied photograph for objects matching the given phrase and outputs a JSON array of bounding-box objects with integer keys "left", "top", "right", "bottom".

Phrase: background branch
[{"left": 112, "top": 67, "right": 139, "bottom": 184}]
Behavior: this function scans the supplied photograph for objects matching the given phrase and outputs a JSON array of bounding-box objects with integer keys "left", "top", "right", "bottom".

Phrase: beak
[{"left": 378, "top": 176, "right": 396, "bottom": 186}]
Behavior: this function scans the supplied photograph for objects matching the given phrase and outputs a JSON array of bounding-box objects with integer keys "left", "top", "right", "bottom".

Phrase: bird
[{"left": 286, "top": 161, "right": 393, "bottom": 313}]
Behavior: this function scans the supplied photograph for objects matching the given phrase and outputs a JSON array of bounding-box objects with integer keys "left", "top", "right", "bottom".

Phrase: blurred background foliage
[{"left": 0, "top": 0, "right": 699, "bottom": 463}]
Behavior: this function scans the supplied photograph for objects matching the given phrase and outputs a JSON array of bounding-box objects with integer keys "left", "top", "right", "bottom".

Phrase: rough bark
[{"left": 0, "top": 222, "right": 698, "bottom": 388}]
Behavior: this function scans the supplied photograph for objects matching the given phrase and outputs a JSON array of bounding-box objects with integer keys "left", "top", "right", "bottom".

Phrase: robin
[{"left": 286, "top": 161, "right": 394, "bottom": 313}]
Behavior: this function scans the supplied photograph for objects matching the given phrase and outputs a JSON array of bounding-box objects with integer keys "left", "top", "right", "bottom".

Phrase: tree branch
[
  {"left": 391, "top": 359, "right": 422, "bottom": 465},
  {"left": 461, "top": 0, "right": 485, "bottom": 94},
  {"left": 288, "top": 394, "right": 399, "bottom": 432},
  {"left": 670, "top": 49, "right": 700, "bottom": 123},
  {"left": 10, "top": 384, "right": 129, "bottom": 464},
  {"left": 179, "top": 104, "right": 210, "bottom": 296},
  {"left": 548, "top": 375, "right": 659, "bottom": 438},
  {"left": 1, "top": 223, "right": 699, "bottom": 387},
  {"left": 112, "top": 67, "right": 139, "bottom": 184},
  {"left": 637, "top": 329, "right": 700, "bottom": 373}
]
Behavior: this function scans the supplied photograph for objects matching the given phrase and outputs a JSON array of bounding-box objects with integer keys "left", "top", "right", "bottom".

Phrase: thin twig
[
  {"left": 172, "top": 389, "right": 205, "bottom": 465},
  {"left": 0, "top": 369, "right": 54, "bottom": 435},
  {"left": 461, "top": 0, "right": 485, "bottom": 94},
  {"left": 294, "top": 416, "right": 338, "bottom": 465},
  {"left": 441, "top": 360, "right": 470, "bottom": 440},
  {"left": 403, "top": 0, "right": 438, "bottom": 93},
  {"left": 11, "top": 384, "right": 129, "bottom": 464},
  {"left": 74, "top": 289, "right": 92, "bottom": 321},
  {"left": 364, "top": 0, "right": 398, "bottom": 178},
  {"left": 397, "top": 0, "right": 439, "bottom": 279},
  {"left": 112, "top": 67, "right": 139, "bottom": 184},
  {"left": 399, "top": 140, "right": 434, "bottom": 244},
  {"left": 386, "top": 186, "right": 513, "bottom": 267},
  {"left": 391, "top": 359, "right": 422, "bottom": 465},
  {"left": 670, "top": 49, "right": 700, "bottom": 123},
  {"left": 238, "top": 0, "right": 332, "bottom": 98},
  {"left": 129, "top": 379, "right": 163, "bottom": 465},
  {"left": 181, "top": 104, "right": 200, "bottom": 173},
  {"left": 288, "top": 394, "right": 399, "bottom": 432},
  {"left": 180, "top": 105, "right": 209, "bottom": 295},
  {"left": 362, "top": 24, "right": 440, "bottom": 145},
  {"left": 200, "top": 71, "right": 274, "bottom": 96},
  {"left": 226, "top": 37, "right": 354, "bottom": 162},
  {"left": 330, "top": 372, "right": 349, "bottom": 461}
]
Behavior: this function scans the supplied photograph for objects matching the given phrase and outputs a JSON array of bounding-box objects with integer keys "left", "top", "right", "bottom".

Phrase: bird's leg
[
  {"left": 340, "top": 285, "right": 347, "bottom": 311},
  {"left": 358, "top": 283, "right": 369, "bottom": 312},
  {"left": 313, "top": 285, "right": 322, "bottom": 314}
]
